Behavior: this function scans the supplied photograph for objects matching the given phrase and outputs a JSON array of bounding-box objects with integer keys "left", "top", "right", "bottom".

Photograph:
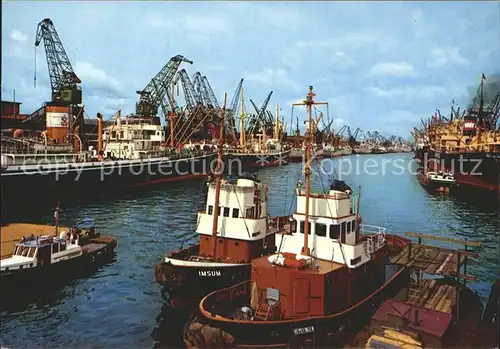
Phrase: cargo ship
[
  {"left": 413, "top": 74, "right": 500, "bottom": 195},
  {"left": 225, "top": 89, "right": 290, "bottom": 169},
  {"left": 1, "top": 111, "right": 216, "bottom": 213}
]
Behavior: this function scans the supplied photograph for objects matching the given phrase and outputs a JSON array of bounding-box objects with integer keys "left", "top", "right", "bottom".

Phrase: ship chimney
[{"left": 97, "top": 113, "right": 103, "bottom": 160}]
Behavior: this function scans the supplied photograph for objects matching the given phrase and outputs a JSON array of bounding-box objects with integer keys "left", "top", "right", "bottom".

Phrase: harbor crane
[
  {"left": 172, "top": 69, "right": 201, "bottom": 115},
  {"left": 247, "top": 91, "right": 273, "bottom": 136},
  {"left": 27, "top": 18, "right": 84, "bottom": 145},
  {"left": 34, "top": 18, "right": 82, "bottom": 105},
  {"left": 201, "top": 76, "right": 220, "bottom": 110},
  {"left": 136, "top": 54, "right": 192, "bottom": 118},
  {"left": 191, "top": 72, "right": 220, "bottom": 111},
  {"left": 225, "top": 79, "right": 244, "bottom": 140}
]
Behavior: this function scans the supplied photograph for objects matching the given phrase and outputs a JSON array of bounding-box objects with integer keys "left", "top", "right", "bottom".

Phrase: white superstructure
[
  {"left": 103, "top": 116, "right": 166, "bottom": 160},
  {"left": 275, "top": 182, "right": 386, "bottom": 268},
  {"left": 196, "top": 176, "right": 272, "bottom": 241}
]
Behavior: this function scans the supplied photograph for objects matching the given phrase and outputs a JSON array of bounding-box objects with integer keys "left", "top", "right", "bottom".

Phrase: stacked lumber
[{"left": 366, "top": 328, "right": 423, "bottom": 349}]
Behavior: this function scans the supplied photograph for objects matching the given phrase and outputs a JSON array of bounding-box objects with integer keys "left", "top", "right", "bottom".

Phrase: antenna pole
[
  {"left": 292, "top": 86, "right": 328, "bottom": 256},
  {"left": 355, "top": 186, "right": 361, "bottom": 235},
  {"left": 211, "top": 93, "right": 228, "bottom": 259},
  {"left": 54, "top": 199, "right": 60, "bottom": 236}
]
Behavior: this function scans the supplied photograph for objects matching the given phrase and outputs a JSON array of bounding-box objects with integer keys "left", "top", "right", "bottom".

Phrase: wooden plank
[
  {"left": 404, "top": 232, "right": 482, "bottom": 248},
  {"left": 415, "top": 247, "right": 440, "bottom": 270},
  {"left": 430, "top": 284, "right": 453, "bottom": 311},
  {"left": 441, "top": 252, "right": 460, "bottom": 277},
  {"left": 391, "top": 247, "right": 409, "bottom": 264},
  {"left": 413, "top": 246, "right": 440, "bottom": 270},
  {"left": 424, "top": 250, "right": 449, "bottom": 274},
  {"left": 418, "top": 279, "right": 437, "bottom": 308}
]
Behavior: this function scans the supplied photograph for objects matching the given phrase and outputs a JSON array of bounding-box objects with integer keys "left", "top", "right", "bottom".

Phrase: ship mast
[
  {"left": 169, "top": 84, "right": 176, "bottom": 148},
  {"left": 293, "top": 86, "right": 328, "bottom": 256},
  {"left": 239, "top": 87, "right": 246, "bottom": 147},
  {"left": 211, "top": 93, "right": 228, "bottom": 259},
  {"left": 275, "top": 103, "right": 280, "bottom": 140}
]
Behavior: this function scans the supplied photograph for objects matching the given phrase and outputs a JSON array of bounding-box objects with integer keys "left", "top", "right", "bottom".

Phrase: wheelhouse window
[
  {"left": 52, "top": 243, "right": 59, "bottom": 254},
  {"left": 232, "top": 208, "right": 239, "bottom": 218},
  {"left": 223, "top": 207, "right": 230, "bottom": 217},
  {"left": 315, "top": 223, "right": 327, "bottom": 237},
  {"left": 246, "top": 207, "right": 255, "bottom": 219},
  {"left": 300, "top": 221, "right": 311, "bottom": 234},
  {"left": 341, "top": 221, "right": 347, "bottom": 234},
  {"left": 208, "top": 205, "right": 214, "bottom": 215},
  {"left": 28, "top": 248, "right": 36, "bottom": 258},
  {"left": 218, "top": 206, "right": 221, "bottom": 216},
  {"left": 347, "top": 220, "right": 352, "bottom": 233},
  {"left": 330, "top": 224, "right": 340, "bottom": 240}
]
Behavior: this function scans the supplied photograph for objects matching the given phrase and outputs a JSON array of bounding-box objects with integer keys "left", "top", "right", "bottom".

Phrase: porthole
[
  {"left": 235, "top": 242, "right": 240, "bottom": 246},
  {"left": 19, "top": 265, "right": 23, "bottom": 269}
]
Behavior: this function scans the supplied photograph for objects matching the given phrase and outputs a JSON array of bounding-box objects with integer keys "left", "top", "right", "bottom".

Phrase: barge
[
  {"left": 1, "top": 209, "right": 117, "bottom": 289},
  {"left": 347, "top": 233, "right": 496, "bottom": 349}
]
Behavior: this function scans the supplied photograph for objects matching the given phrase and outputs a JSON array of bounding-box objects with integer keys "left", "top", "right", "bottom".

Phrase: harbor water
[{"left": 1, "top": 153, "right": 498, "bottom": 348}]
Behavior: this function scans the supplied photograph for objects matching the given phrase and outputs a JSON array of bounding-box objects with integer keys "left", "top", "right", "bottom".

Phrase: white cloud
[
  {"left": 331, "top": 52, "right": 356, "bottom": 69},
  {"left": 370, "top": 62, "right": 416, "bottom": 77},
  {"left": 74, "top": 61, "right": 120, "bottom": 88},
  {"left": 295, "top": 31, "right": 381, "bottom": 50},
  {"left": 427, "top": 47, "right": 468, "bottom": 68},
  {"left": 368, "top": 85, "right": 446, "bottom": 99},
  {"left": 149, "top": 14, "right": 230, "bottom": 36},
  {"left": 10, "top": 30, "right": 27, "bottom": 42},
  {"left": 244, "top": 68, "right": 300, "bottom": 92}
]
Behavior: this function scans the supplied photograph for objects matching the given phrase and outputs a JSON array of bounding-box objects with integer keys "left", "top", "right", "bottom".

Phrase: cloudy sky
[{"left": 2, "top": 1, "right": 499, "bottom": 137}]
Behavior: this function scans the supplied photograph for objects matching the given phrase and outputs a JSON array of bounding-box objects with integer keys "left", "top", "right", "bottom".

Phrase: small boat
[
  {"left": 352, "top": 143, "right": 373, "bottom": 154},
  {"left": 417, "top": 168, "right": 456, "bottom": 192},
  {"left": 348, "top": 234, "right": 497, "bottom": 349},
  {"left": 288, "top": 147, "right": 304, "bottom": 162},
  {"left": 155, "top": 98, "right": 288, "bottom": 308},
  {"left": 0, "top": 211, "right": 117, "bottom": 287},
  {"left": 372, "top": 146, "right": 387, "bottom": 154},
  {"left": 184, "top": 86, "right": 410, "bottom": 347}
]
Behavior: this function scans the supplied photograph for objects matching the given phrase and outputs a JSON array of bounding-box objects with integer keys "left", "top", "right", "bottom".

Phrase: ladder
[
  {"left": 365, "top": 237, "right": 374, "bottom": 256},
  {"left": 408, "top": 268, "right": 424, "bottom": 304},
  {"left": 253, "top": 301, "right": 270, "bottom": 320}
]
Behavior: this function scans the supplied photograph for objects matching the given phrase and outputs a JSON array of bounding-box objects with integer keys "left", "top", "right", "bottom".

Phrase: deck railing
[{"left": 359, "top": 224, "right": 387, "bottom": 236}]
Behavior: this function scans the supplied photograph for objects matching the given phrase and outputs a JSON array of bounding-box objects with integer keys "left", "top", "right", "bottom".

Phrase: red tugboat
[
  {"left": 155, "top": 94, "right": 288, "bottom": 308},
  {"left": 184, "top": 86, "right": 410, "bottom": 347}
]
